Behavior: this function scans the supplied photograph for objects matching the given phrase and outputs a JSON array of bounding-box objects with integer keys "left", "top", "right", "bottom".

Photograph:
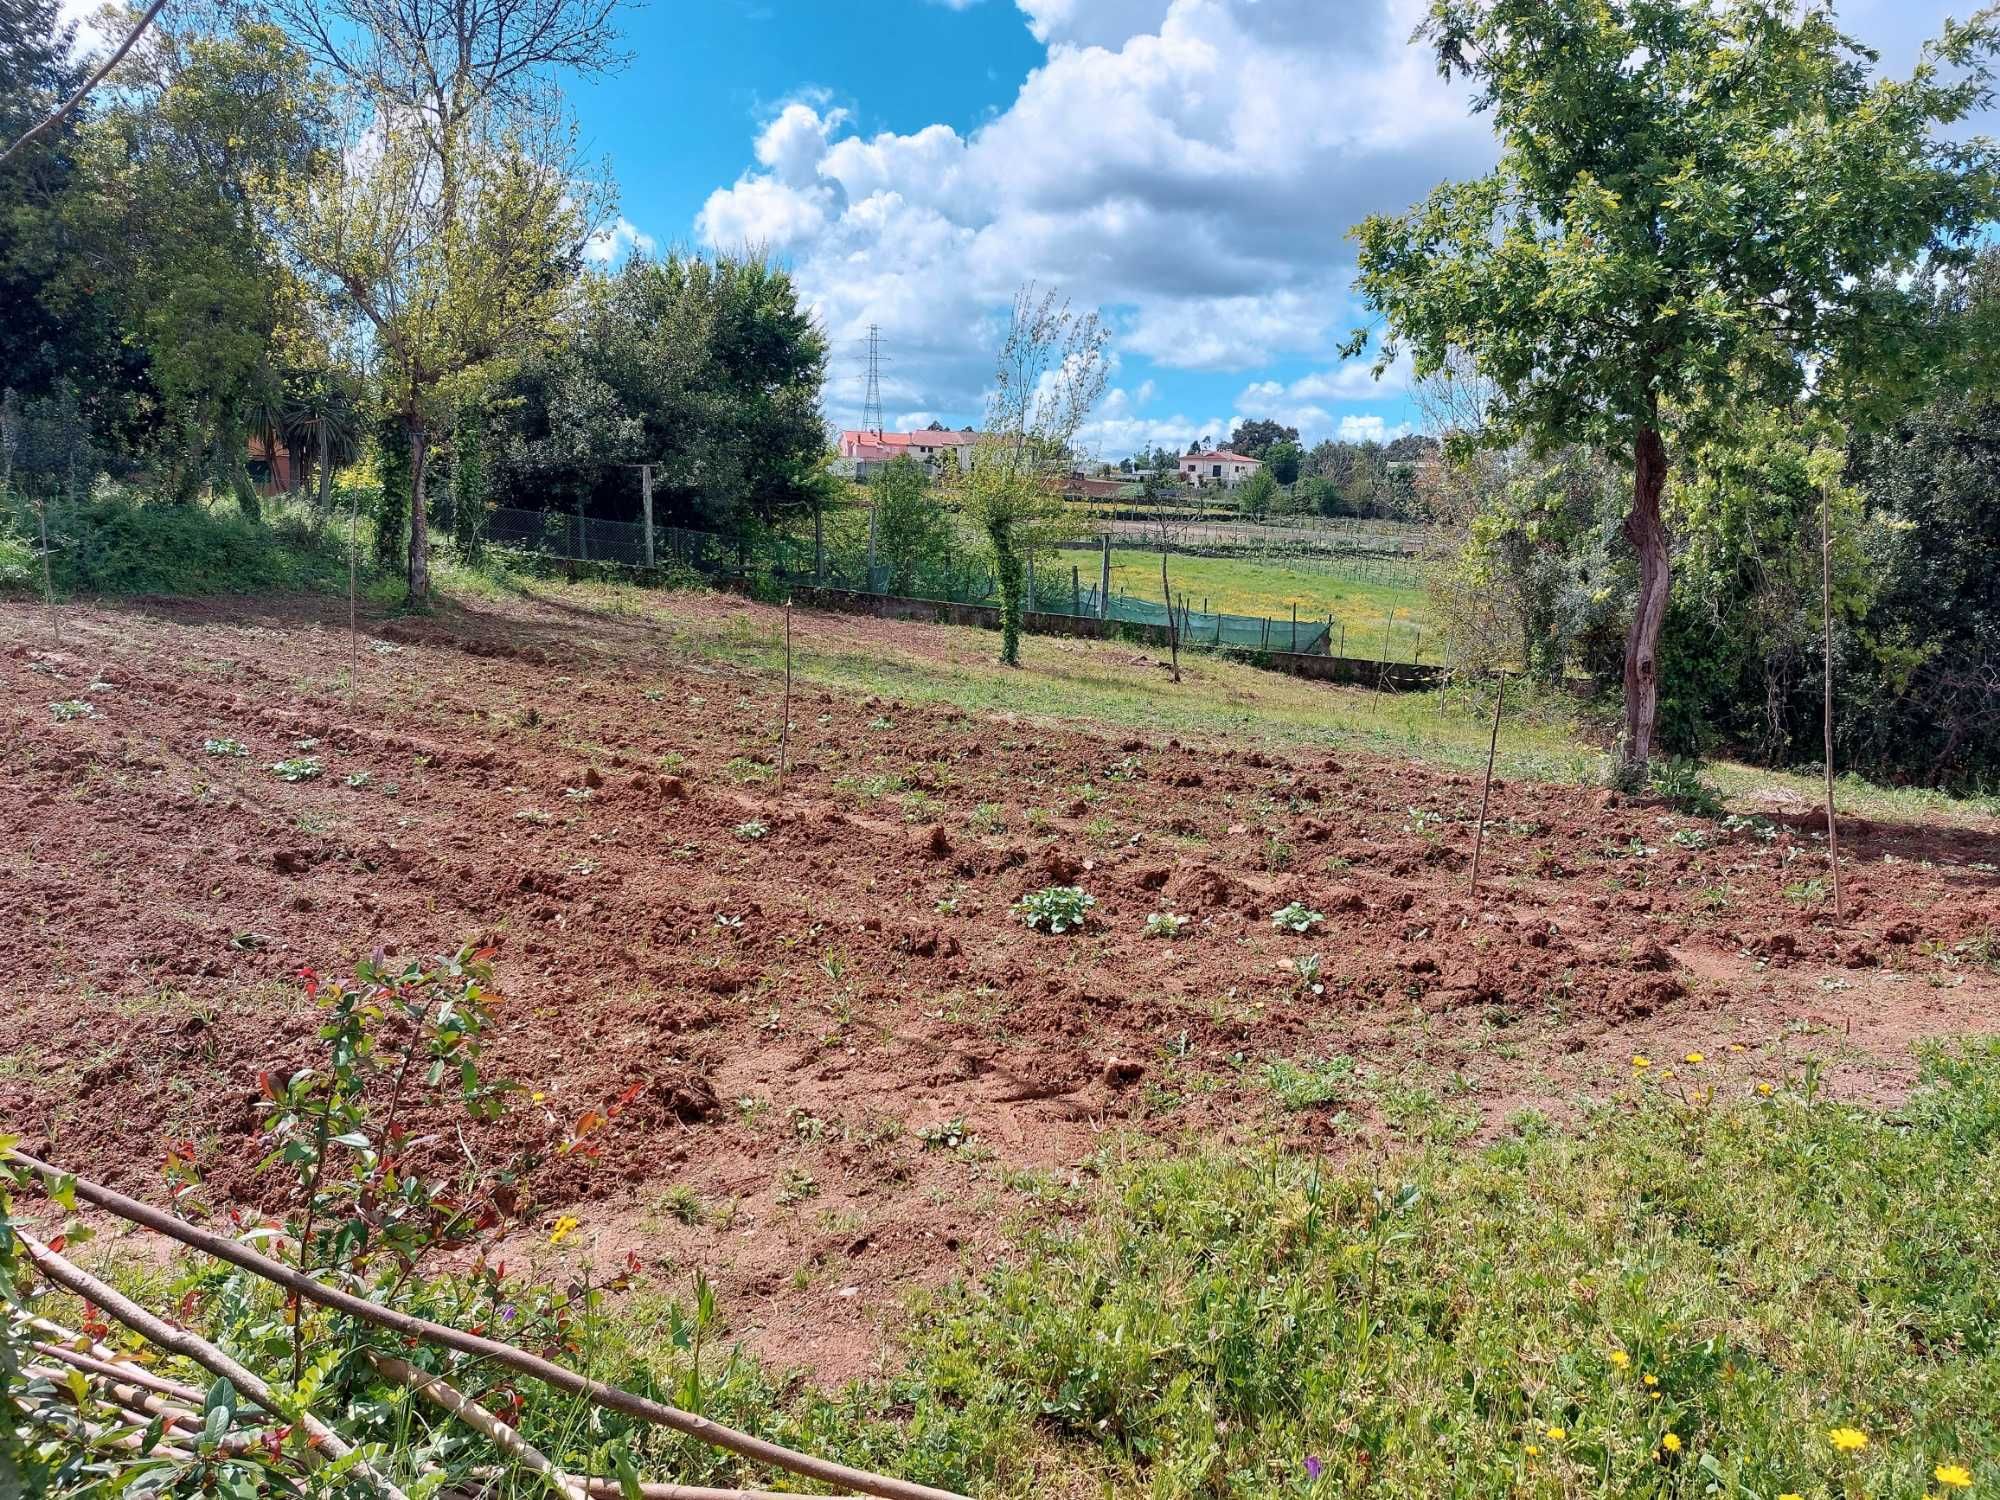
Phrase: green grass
[
  {"left": 1104, "top": 546, "right": 1435, "bottom": 661},
  {"left": 881, "top": 1042, "right": 2000, "bottom": 1496},
  {"left": 95, "top": 1040, "right": 1997, "bottom": 1498}
]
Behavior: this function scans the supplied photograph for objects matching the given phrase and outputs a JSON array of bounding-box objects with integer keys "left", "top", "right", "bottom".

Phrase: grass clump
[{"left": 899, "top": 1042, "right": 2000, "bottom": 1496}]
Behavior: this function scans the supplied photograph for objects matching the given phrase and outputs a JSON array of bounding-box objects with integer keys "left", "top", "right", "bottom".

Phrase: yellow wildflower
[
  {"left": 1524, "top": 1444, "right": 1540, "bottom": 1458},
  {"left": 1778, "top": 1493, "right": 1804, "bottom": 1500},
  {"left": 1684, "top": 1051, "right": 1705, "bottom": 1064},
  {"left": 1609, "top": 1349, "right": 1631, "bottom": 1370},
  {"left": 1935, "top": 1464, "right": 1973, "bottom": 1489},
  {"left": 548, "top": 1214, "right": 581, "bottom": 1245},
  {"left": 1547, "top": 1427, "right": 1566, "bottom": 1441},
  {"left": 1632, "top": 1055, "right": 1651, "bottom": 1070},
  {"left": 1756, "top": 1082, "right": 1774, "bottom": 1096},
  {"left": 1642, "top": 1374, "right": 1658, "bottom": 1387},
  {"left": 1829, "top": 1427, "right": 1869, "bottom": 1453},
  {"left": 1660, "top": 1433, "right": 1681, "bottom": 1454}
]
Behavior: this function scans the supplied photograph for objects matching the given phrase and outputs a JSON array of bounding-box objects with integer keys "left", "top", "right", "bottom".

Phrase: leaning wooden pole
[
  {"left": 369, "top": 1352, "right": 587, "bottom": 1500},
  {"left": 18, "top": 1232, "right": 408, "bottom": 1499},
  {"left": 7, "top": 1152, "right": 969, "bottom": 1500},
  {"left": 348, "top": 479, "right": 360, "bottom": 706},
  {"left": 1820, "top": 481, "right": 1844, "bottom": 925},
  {"left": 1469, "top": 672, "right": 1506, "bottom": 892}
]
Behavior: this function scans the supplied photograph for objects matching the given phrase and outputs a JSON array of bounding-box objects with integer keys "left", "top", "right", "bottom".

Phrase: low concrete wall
[{"left": 788, "top": 586, "right": 1443, "bottom": 692}]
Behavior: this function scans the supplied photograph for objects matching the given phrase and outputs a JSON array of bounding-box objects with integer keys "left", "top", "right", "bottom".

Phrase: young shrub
[
  {"left": 1271, "top": 901, "right": 1325, "bottom": 934},
  {"left": 1015, "top": 885, "right": 1095, "bottom": 934},
  {"left": 1143, "top": 912, "right": 1189, "bottom": 940}
]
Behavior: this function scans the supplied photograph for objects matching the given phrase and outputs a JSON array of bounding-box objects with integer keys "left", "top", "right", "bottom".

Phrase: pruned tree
[
  {"left": 950, "top": 285, "right": 1109, "bottom": 666},
  {"left": 1353, "top": 0, "right": 2000, "bottom": 780}
]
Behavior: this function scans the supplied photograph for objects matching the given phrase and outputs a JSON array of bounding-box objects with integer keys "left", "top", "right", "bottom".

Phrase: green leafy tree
[
  {"left": 1236, "top": 467, "right": 1278, "bottom": 518},
  {"left": 869, "top": 454, "right": 959, "bottom": 597},
  {"left": 1265, "top": 439, "right": 1302, "bottom": 487},
  {"left": 1354, "top": 0, "right": 2000, "bottom": 778},
  {"left": 951, "top": 285, "right": 1108, "bottom": 666},
  {"left": 1227, "top": 418, "right": 1297, "bottom": 460}
]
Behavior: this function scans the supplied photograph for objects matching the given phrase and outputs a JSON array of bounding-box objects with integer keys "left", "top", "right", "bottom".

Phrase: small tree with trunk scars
[{"left": 1352, "top": 0, "right": 2000, "bottom": 781}]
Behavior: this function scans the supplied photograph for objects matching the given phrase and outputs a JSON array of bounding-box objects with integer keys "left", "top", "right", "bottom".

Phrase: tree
[
  {"left": 284, "top": 100, "right": 599, "bottom": 599},
  {"left": 1265, "top": 439, "right": 1302, "bottom": 486},
  {"left": 869, "top": 454, "right": 960, "bottom": 596},
  {"left": 950, "top": 285, "right": 1109, "bottom": 666},
  {"left": 1236, "top": 467, "right": 1278, "bottom": 519},
  {"left": 270, "top": 0, "right": 625, "bottom": 601},
  {"left": 1227, "top": 418, "right": 1297, "bottom": 460},
  {"left": 1354, "top": 0, "right": 2000, "bottom": 778}
]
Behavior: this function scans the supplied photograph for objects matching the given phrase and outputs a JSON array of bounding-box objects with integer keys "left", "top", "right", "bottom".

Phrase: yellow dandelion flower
[
  {"left": 1829, "top": 1426, "right": 1869, "bottom": 1453},
  {"left": 1547, "top": 1427, "right": 1566, "bottom": 1441},
  {"left": 1660, "top": 1433, "right": 1681, "bottom": 1454},
  {"left": 1609, "top": 1349, "right": 1632, "bottom": 1370},
  {"left": 548, "top": 1214, "right": 580, "bottom": 1245},
  {"left": 1684, "top": 1051, "right": 1705, "bottom": 1064},
  {"left": 1632, "top": 1055, "right": 1652, "bottom": 1069},
  {"left": 1935, "top": 1464, "right": 1973, "bottom": 1489},
  {"left": 1642, "top": 1374, "right": 1658, "bottom": 1387},
  {"left": 1524, "top": 1444, "right": 1540, "bottom": 1457},
  {"left": 1756, "top": 1082, "right": 1774, "bottom": 1096},
  {"left": 1778, "top": 1493, "right": 1804, "bottom": 1500}
]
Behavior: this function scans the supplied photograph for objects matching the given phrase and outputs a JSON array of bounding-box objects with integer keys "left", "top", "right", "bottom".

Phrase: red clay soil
[{"left": 4, "top": 590, "right": 1999, "bottom": 1382}]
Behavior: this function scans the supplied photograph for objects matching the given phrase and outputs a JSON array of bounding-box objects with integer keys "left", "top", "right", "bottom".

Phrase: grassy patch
[
  {"left": 1106, "top": 546, "right": 1435, "bottom": 660},
  {"left": 895, "top": 1041, "right": 2000, "bottom": 1496}
]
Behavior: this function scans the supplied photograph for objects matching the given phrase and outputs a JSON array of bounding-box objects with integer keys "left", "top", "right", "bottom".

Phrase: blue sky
[{"left": 565, "top": 0, "right": 1981, "bottom": 460}]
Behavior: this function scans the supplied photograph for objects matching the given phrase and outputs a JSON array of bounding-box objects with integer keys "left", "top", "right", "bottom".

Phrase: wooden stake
[
  {"left": 34, "top": 494, "right": 58, "bottom": 646},
  {"left": 780, "top": 598, "right": 793, "bottom": 788},
  {"left": 1820, "top": 481, "right": 1843, "bottom": 924},
  {"left": 348, "top": 478, "right": 359, "bottom": 705},
  {"left": 369, "top": 1353, "right": 587, "bottom": 1500},
  {"left": 1470, "top": 672, "right": 1506, "bottom": 892}
]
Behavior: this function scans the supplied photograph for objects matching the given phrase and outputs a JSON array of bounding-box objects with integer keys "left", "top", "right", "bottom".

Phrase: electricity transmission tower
[{"left": 862, "top": 323, "right": 884, "bottom": 437}]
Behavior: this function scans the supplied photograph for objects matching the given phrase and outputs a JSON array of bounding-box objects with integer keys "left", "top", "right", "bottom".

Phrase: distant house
[
  {"left": 838, "top": 428, "right": 978, "bottom": 479},
  {"left": 1062, "top": 474, "right": 1143, "bottom": 502},
  {"left": 1177, "top": 449, "right": 1262, "bottom": 488}
]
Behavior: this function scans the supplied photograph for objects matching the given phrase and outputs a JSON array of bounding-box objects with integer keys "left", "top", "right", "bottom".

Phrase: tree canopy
[{"left": 1355, "top": 0, "right": 2000, "bottom": 773}]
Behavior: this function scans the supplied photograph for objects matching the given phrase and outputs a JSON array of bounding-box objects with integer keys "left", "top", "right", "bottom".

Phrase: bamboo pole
[
  {"left": 779, "top": 598, "right": 793, "bottom": 789},
  {"left": 18, "top": 1232, "right": 407, "bottom": 1498},
  {"left": 1469, "top": 673, "right": 1506, "bottom": 892},
  {"left": 8, "top": 1152, "right": 969, "bottom": 1500},
  {"left": 348, "top": 475, "right": 359, "bottom": 705}
]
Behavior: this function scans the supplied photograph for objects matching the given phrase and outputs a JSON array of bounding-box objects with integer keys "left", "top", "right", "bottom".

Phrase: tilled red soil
[{"left": 5, "top": 590, "right": 1999, "bottom": 1381}]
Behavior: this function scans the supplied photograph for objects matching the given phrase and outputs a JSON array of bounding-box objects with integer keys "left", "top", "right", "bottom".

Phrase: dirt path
[{"left": 5, "top": 590, "right": 1997, "bottom": 1382}]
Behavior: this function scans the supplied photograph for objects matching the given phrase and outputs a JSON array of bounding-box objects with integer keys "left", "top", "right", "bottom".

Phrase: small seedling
[
  {"left": 345, "top": 771, "right": 373, "bottom": 789},
  {"left": 1271, "top": 902, "right": 1324, "bottom": 934},
  {"left": 1669, "top": 827, "right": 1709, "bottom": 850},
  {"left": 734, "top": 820, "right": 769, "bottom": 840},
  {"left": 1292, "top": 953, "right": 1325, "bottom": 996},
  {"left": 203, "top": 737, "right": 248, "bottom": 757},
  {"left": 917, "top": 1118, "right": 972, "bottom": 1151},
  {"left": 49, "top": 700, "right": 94, "bottom": 721},
  {"left": 1015, "top": 885, "right": 1095, "bottom": 934},
  {"left": 563, "top": 785, "right": 593, "bottom": 802},
  {"left": 269, "top": 756, "right": 322, "bottom": 782},
  {"left": 1143, "top": 911, "right": 1189, "bottom": 940}
]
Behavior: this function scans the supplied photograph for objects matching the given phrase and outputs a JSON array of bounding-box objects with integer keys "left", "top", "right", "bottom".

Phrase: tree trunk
[
  {"left": 990, "top": 521, "right": 1022, "bottom": 666},
  {"left": 1619, "top": 423, "right": 1670, "bottom": 781},
  {"left": 1160, "top": 540, "right": 1180, "bottom": 683},
  {"left": 407, "top": 414, "right": 431, "bottom": 604}
]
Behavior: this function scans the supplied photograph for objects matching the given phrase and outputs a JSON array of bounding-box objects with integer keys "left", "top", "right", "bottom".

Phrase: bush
[
  {"left": 3, "top": 489, "right": 358, "bottom": 597},
  {"left": 1014, "top": 885, "right": 1095, "bottom": 934}
]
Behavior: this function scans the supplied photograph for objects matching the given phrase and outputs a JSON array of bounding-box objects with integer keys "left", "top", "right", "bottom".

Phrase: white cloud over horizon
[
  {"left": 693, "top": 0, "right": 1492, "bottom": 453},
  {"left": 691, "top": 0, "right": 1987, "bottom": 457}
]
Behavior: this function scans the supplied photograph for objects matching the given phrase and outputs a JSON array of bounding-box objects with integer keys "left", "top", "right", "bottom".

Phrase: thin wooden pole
[
  {"left": 7, "top": 1151, "right": 968, "bottom": 1500},
  {"left": 1470, "top": 672, "right": 1506, "bottom": 892},
  {"left": 370, "top": 1353, "right": 587, "bottom": 1500},
  {"left": 348, "top": 476, "right": 359, "bottom": 704},
  {"left": 20, "top": 1233, "right": 406, "bottom": 1498},
  {"left": 1820, "top": 481, "right": 1844, "bottom": 924},
  {"left": 780, "top": 598, "right": 793, "bottom": 788},
  {"left": 35, "top": 494, "right": 58, "bottom": 646}
]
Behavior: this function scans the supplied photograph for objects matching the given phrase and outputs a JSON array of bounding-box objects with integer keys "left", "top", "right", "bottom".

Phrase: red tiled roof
[
  {"left": 1181, "top": 449, "right": 1259, "bottom": 465},
  {"left": 840, "top": 429, "right": 978, "bottom": 452}
]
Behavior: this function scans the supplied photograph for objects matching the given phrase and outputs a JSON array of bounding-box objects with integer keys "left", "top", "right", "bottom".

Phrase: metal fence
[{"left": 482, "top": 505, "right": 1334, "bottom": 655}]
